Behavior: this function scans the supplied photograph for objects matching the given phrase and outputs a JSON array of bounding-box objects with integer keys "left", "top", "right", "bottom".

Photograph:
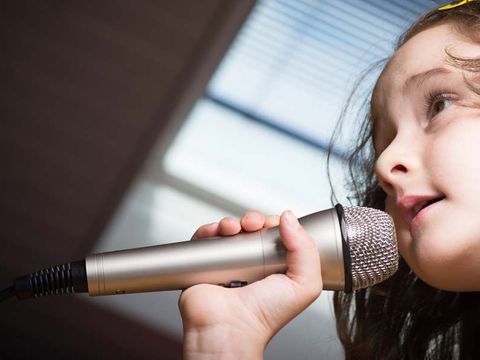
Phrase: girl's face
[{"left": 373, "top": 23, "right": 480, "bottom": 291}]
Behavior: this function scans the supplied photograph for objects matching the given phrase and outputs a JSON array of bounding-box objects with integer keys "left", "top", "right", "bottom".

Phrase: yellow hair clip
[{"left": 438, "top": 0, "right": 475, "bottom": 11}]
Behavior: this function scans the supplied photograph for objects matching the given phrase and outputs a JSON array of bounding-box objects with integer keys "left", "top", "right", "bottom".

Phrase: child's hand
[{"left": 178, "top": 210, "right": 323, "bottom": 359}]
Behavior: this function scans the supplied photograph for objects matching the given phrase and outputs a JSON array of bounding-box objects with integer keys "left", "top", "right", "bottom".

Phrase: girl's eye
[{"left": 426, "top": 92, "right": 452, "bottom": 118}]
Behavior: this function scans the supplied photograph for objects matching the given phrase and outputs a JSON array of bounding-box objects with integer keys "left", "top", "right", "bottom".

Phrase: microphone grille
[{"left": 343, "top": 206, "right": 398, "bottom": 290}]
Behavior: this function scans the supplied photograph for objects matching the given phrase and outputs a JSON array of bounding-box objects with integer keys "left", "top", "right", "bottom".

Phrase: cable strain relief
[{"left": 13, "top": 260, "right": 88, "bottom": 300}]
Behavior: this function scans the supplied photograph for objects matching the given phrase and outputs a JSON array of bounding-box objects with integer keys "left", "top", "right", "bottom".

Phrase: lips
[
  {"left": 412, "top": 198, "right": 442, "bottom": 217},
  {"left": 397, "top": 195, "right": 445, "bottom": 225}
]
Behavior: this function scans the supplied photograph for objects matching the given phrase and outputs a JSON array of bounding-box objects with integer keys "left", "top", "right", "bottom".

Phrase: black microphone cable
[
  {"left": 0, "top": 260, "right": 88, "bottom": 302},
  {"left": 0, "top": 286, "right": 15, "bottom": 302}
]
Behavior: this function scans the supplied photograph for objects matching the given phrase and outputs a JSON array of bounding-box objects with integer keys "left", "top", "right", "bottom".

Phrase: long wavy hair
[{"left": 331, "top": 2, "right": 480, "bottom": 359}]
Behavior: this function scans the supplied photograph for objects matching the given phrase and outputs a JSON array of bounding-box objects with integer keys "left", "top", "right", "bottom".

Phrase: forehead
[{"left": 373, "top": 23, "right": 480, "bottom": 103}]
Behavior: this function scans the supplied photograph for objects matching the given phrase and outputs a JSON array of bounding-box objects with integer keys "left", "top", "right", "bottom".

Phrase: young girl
[{"left": 178, "top": 1, "right": 480, "bottom": 358}]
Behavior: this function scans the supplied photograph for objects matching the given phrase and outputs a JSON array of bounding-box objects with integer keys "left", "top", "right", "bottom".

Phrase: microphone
[{"left": 2, "top": 204, "right": 398, "bottom": 301}]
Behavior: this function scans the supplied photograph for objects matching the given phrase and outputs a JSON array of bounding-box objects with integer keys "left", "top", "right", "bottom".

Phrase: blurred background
[{"left": 0, "top": 1, "right": 444, "bottom": 359}]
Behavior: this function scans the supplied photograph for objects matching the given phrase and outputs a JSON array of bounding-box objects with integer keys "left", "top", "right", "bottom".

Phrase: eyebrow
[
  {"left": 404, "top": 67, "right": 452, "bottom": 91},
  {"left": 371, "top": 67, "right": 454, "bottom": 125}
]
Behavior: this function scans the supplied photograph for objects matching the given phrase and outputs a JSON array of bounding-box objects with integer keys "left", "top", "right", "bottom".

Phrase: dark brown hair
[{"left": 331, "top": 2, "right": 480, "bottom": 359}]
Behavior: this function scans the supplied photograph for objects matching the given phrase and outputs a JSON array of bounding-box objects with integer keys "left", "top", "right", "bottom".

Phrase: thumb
[{"left": 279, "top": 210, "right": 323, "bottom": 293}]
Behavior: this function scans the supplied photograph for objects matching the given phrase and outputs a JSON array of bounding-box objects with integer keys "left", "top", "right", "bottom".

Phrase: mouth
[
  {"left": 412, "top": 196, "right": 445, "bottom": 219},
  {"left": 398, "top": 195, "right": 446, "bottom": 225}
]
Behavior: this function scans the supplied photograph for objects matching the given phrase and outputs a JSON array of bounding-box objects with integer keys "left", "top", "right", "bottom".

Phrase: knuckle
[
  {"left": 191, "top": 222, "right": 217, "bottom": 240},
  {"left": 220, "top": 216, "right": 236, "bottom": 224},
  {"left": 241, "top": 211, "right": 253, "bottom": 218},
  {"left": 219, "top": 217, "right": 241, "bottom": 233},
  {"left": 241, "top": 211, "right": 263, "bottom": 221}
]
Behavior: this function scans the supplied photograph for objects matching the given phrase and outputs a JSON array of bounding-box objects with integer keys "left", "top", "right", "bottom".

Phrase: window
[{"left": 95, "top": 2, "right": 442, "bottom": 359}]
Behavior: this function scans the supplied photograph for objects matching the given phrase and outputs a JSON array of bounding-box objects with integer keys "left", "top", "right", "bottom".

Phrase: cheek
[
  {"left": 428, "top": 119, "right": 480, "bottom": 195},
  {"left": 418, "top": 119, "right": 480, "bottom": 289}
]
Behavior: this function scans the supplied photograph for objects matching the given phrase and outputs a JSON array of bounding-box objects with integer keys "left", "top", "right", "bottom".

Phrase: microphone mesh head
[{"left": 343, "top": 206, "right": 398, "bottom": 290}]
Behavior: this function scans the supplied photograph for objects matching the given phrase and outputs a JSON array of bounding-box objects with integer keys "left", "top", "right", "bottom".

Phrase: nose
[{"left": 374, "top": 134, "right": 421, "bottom": 196}]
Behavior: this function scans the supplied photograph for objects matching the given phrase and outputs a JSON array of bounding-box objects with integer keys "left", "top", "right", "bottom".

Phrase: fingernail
[{"left": 285, "top": 210, "right": 300, "bottom": 228}]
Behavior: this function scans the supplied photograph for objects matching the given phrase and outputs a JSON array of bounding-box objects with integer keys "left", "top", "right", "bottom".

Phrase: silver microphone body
[{"left": 85, "top": 205, "right": 398, "bottom": 296}]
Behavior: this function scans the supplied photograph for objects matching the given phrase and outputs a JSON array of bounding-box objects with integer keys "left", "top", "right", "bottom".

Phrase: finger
[
  {"left": 264, "top": 215, "right": 280, "bottom": 228},
  {"left": 218, "top": 217, "right": 242, "bottom": 236},
  {"left": 190, "top": 222, "right": 219, "bottom": 240},
  {"left": 240, "top": 211, "right": 266, "bottom": 232},
  {"left": 279, "top": 210, "right": 322, "bottom": 296}
]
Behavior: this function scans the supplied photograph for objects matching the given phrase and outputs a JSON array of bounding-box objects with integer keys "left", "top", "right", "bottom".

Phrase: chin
[
  {"left": 400, "top": 227, "right": 480, "bottom": 291},
  {"left": 411, "top": 259, "right": 480, "bottom": 292}
]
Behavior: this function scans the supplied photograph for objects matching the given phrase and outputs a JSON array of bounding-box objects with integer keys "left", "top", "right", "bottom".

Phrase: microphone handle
[{"left": 85, "top": 206, "right": 349, "bottom": 295}]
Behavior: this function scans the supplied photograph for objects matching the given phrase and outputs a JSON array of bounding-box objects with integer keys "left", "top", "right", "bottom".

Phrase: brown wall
[{"left": 0, "top": 1, "right": 255, "bottom": 358}]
